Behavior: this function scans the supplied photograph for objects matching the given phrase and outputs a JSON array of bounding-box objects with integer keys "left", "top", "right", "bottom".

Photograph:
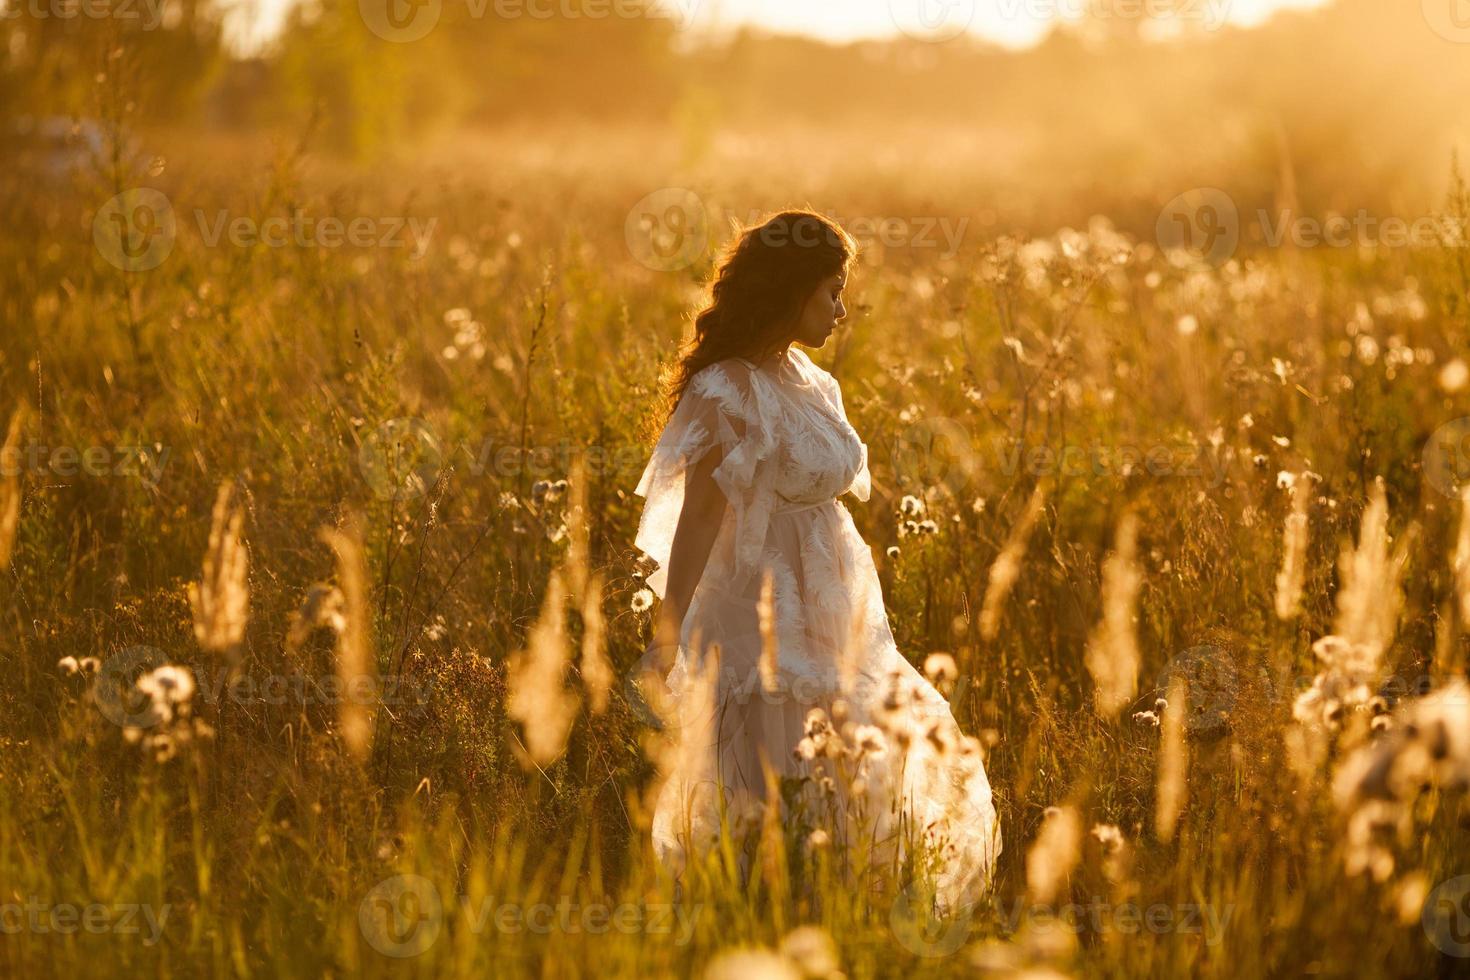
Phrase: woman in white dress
[{"left": 631, "top": 210, "right": 1000, "bottom": 912}]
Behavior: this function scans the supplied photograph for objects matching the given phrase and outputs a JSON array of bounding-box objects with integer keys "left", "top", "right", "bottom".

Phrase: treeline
[
  {"left": 2, "top": 0, "right": 685, "bottom": 152},
  {"left": 2, "top": 0, "right": 1464, "bottom": 197}
]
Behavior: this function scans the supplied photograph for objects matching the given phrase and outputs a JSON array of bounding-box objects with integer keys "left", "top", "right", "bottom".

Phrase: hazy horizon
[{"left": 225, "top": 0, "right": 1335, "bottom": 55}]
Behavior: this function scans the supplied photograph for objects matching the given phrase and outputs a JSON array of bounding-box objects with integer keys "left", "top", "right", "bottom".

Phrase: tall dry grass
[{"left": 1, "top": 92, "right": 1468, "bottom": 979}]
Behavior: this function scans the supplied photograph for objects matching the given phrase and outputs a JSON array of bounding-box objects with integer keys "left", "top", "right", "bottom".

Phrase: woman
[{"left": 631, "top": 210, "right": 1000, "bottom": 912}]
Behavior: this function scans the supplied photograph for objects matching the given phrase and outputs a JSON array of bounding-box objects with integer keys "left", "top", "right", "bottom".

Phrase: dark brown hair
[{"left": 644, "top": 209, "right": 857, "bottom": 442}]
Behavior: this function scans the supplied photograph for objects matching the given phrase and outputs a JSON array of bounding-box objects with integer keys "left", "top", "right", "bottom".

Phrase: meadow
[{"left": 3, "top": 73, "right": 1470, "bottom": 977}]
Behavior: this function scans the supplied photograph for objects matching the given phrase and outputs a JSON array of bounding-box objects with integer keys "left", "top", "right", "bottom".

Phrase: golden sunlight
[{"left": 228, "top": 0, "right": 1335, "bottom": 52}]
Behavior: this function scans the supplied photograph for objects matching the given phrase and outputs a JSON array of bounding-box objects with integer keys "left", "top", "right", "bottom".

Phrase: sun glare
[
  {"left": 226, "top": 0, "right": 1334, "bottom": 55},
  {"left": 694, "top": 0, "right": 1336, "bottom": 45}
]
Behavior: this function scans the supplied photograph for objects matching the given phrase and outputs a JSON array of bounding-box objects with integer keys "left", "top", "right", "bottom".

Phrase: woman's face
[{"left": 789, "top": 270, "right": 848, "bottom": 348}]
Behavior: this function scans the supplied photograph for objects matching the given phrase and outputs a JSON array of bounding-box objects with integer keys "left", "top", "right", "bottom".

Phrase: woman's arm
[{"left": 648, "top": 442, "right": 729, "bottom": 669}]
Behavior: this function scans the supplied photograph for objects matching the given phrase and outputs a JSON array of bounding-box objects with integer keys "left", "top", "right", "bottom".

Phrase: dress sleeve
[
  {"left": 633, "top": 361, "right": 780, "bottom": 600},
  {"left": 848, "top": 438, "right": 872, "bottom": 503}
]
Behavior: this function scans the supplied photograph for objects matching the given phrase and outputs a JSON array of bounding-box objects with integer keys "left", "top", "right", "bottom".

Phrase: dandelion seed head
[
  {"left": 778, "top": 926, "right": 839, "bottom": 979},
  {"left": 829, "top": 698, "right": 850, "bottom": 726},
  {"left": 804, "top": 707, "right": 831, "bottom": 737},
  {"left": 854, "top": 724, "right": 887, "bottom": 757},
  {"left": 923, "top": 652, "right": 958, "bottom": 685},
  {"left": 137, "top": 665, "right": 196, "bottom": 705},
  {"left": 1090, "top": 823, "right": 1125, "bottom": 851}
]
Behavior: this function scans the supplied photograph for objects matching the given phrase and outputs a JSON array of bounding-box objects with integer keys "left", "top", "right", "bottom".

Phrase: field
[{"left": 4, "top": 21, "right": 1470, "bottom": 976}]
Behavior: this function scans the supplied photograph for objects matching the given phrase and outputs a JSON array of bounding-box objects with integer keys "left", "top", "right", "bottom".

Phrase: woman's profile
[{"left": 631, "top": 209, "right": 1001, "bottom": 911}]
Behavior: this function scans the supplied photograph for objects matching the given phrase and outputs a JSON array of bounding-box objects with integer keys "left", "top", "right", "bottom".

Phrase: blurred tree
[
  {"left": 0, "top": 0, "right": 226, "bottom": 120},
  {"left": 271, "top": 0, "right": 446, "bottom": 158},
  {"left": 262, "top": 0, "right": 681, "bottom": 156}
]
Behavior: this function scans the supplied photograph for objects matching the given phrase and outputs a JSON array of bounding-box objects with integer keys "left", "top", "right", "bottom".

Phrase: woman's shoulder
[
  {"left": 685, "top": 358, "right": 763, "bottom": 412},
  {"left": 707, "top": 354, "right": 761, "bottom": 375},
  {"left": 691, "top": 356, "right": 758, "bottom": 388}
]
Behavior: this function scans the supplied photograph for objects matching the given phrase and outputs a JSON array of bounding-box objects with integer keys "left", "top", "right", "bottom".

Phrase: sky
[
  {"left": 224, "top": 0, "right": 1334, "bottom": 55},
  {"left": 684, "top": 0, "right": 1331, "bottom": 47}
]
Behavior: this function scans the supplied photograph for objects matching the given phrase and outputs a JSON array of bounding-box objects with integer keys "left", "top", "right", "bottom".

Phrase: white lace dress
[{"left": 633, "top": 346, "right": 1001, "bottom": 910}]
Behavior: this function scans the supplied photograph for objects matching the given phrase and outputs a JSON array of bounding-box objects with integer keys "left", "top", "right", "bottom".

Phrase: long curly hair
[{"left": 644, "top": 209, "right": 857, "bottom": 443}]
